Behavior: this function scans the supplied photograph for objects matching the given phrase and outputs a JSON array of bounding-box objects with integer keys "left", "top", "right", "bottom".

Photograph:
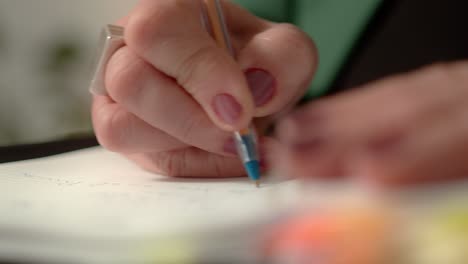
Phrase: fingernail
[
  {"left": 223, "top": 138, "right": 238, "bottom": 155},
  {"left": 245, "top": 68, "right": 276, "bottom": 107},
  {"left": 212, "top": 94, "right": 243, "bottom": 126}
]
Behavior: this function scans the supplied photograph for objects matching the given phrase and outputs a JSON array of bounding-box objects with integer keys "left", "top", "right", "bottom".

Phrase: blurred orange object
[{"left": 262, "top": 207, "right": 395, "bottom": 264}]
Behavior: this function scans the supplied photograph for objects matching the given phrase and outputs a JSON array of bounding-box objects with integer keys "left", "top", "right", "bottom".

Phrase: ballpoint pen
[{"left": 203, "top": 0, "right": 261, "bottom": 187}]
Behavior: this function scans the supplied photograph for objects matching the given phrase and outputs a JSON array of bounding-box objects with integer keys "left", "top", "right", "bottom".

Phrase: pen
[{"left": 203, "top": 0, "right": 261, "bottom": 187}]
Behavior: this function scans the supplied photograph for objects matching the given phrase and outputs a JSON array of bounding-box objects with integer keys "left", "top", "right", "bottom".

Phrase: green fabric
[
  {"left": 233, "top": 0, "right": 290, "bottom": 22},
  {"left": 233, "top": 0, "right": 382, "bottom": 98}
]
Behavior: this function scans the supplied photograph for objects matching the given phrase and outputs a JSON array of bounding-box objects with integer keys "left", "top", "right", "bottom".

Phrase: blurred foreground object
[
  {"left": 262, "top": 207, "right": 394, "bottom": 264},
  {"left": 406, "top": 205, "right": 468, "bottom": 264}
]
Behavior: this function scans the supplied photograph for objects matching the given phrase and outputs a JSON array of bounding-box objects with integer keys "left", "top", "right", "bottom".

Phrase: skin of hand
[
  {"left": 275, "top": 61, "right": 468, "bottom": 187},
  {"left": 91, "top": 0, "right": 317, "bottom": 177}
]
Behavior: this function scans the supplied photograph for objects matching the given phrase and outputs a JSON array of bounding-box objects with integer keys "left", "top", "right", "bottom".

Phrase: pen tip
[
  {"left": 245, "top": 160, "right": 261, "bottom": 181},
  {"left": 255, "top": 180, "right": 260, "bottom": 188}
]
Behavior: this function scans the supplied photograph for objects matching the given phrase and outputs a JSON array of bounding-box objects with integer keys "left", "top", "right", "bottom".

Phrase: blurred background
[{"left": 0, "top": 0, "right": 137, "bottom": 146}]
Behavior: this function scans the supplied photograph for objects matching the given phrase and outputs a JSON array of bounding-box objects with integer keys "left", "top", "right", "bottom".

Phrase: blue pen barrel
[
  {"left": 244, "top": 160, "right": 261, "bottom": 181},
  {"left": 234, "top": 126, "right": 260, "bottom": 181}
]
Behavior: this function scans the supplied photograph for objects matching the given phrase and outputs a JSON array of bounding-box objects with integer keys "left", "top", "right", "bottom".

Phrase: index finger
[{"left": 125, "top": 0, "right": 255, "bottom": 131}]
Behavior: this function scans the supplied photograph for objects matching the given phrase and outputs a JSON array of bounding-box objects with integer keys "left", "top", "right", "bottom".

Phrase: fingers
[
  {"left": 357, "top": 103, "right": 468, "bottom": 187},
  {"left": 92, "top": 95, "right": 186, "bottom": 154},
  {"left": 94, "top": 0, "right": 319, "bottom": 178},
  {"left": 237, "top": 23, "right": 318, "bottom": 117},
  {"left": 355, "top": 63, "right": 468, "bottom": 186},
  {"left": 104, "top": 46, "right": 235, "bottom": 156},
  {"left": 126, "top": 147, "right": 245, "bottom": 178},
  {"left": 126, "top": 135, "right": 277, "bottom": 177},
  {"left": 124, "top": 0, "right": 256, "bottom": 131},
  {"left": 275, "top": 63, "right": 468, "bottom": 186}
]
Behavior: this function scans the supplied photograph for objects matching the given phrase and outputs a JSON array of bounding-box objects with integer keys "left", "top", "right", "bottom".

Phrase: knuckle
[
  {"left": 418, "top": 62, "right": 468, "bottom": 97},
  {"left": 126, "top": 0, "right": 194, "bottom": 55},
  {"left": 178, "top": 112, "right": 207, "bottom": 143},
  {"left": 94, "top": 106, "right": 131, "bottom": 152},
  {"left": 150, "top": 151, "right": 185, "bottom": 177},
  {"left": 448, "top": 61, "right": 468, "bottom": 82},
  {"left": 277, "top": 23, "right": 318, "bottom": 80},
  {"left": 454, "top": 61, "right": 468, "bottom": 74},
  {"left": 420, "top": 62, "right": 453, "bottom": 80},
  {"left": 126, "top": 6, "right": 169, "bottom": 54},
  {"left": 105, "top": 47, "right": 148, "bottom": 102},
  {"left": 422, "top": 62, "right": 468, "bottom": 87},
  {"left": 177, "top": 44, "right": 223, "bottom": 95}
]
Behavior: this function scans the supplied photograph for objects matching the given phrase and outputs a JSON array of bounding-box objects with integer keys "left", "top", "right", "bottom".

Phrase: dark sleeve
[{"left": 329, "top": 0, "right": 468, "bottom": 94}]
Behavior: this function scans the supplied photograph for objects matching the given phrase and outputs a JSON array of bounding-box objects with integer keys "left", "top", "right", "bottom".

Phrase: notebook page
[{"left": 0, "top": 147, "right": 301, "bottom": 240}]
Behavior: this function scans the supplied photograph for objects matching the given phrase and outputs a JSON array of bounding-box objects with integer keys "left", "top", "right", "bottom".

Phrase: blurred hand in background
[{"left": 276, "top": 61, "right": 468, "bottom": 187}]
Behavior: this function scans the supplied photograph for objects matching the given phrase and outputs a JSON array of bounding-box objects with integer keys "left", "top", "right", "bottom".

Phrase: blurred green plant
[
  {"left": 0, "top": 26, "right": 94, "bottom": 146},
  {"left": 39, "top": 35, "right": 93, "bottom": 139},
  {"left": 44, "top": 41, "right": 80, "bottom": 73}
]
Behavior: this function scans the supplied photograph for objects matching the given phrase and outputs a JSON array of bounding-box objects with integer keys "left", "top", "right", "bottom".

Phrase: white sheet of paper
[{"left": 0, "top": 147, "right": 304, "bottom": 262}]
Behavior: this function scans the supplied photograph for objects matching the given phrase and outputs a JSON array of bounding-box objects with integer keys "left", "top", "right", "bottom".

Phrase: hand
[
  {"left": 92, "top": 0, "right": 317, "bottom": 177},
  {"left": 276, "top": 62, "right": 468, "bottom": 187}
]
